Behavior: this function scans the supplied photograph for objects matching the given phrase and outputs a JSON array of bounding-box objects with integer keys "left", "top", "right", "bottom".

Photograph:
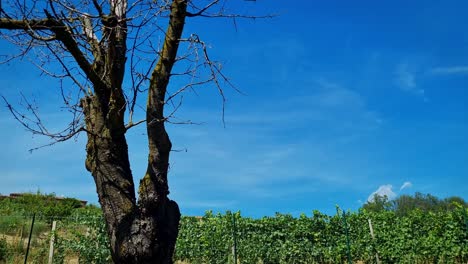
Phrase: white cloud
[
  {"left": 400, "top": 181, "right": 413, "bottom": 191},
  {"left": 367, "top": 181, "right": 413, "bottom": 203},
  {"left": 431, "top": 66, "right": 468, "bottom": 75},
  {"left": 314, "top": 80, "right": 366, "bottom": 109},
  {"left": 396, "top": 64, "right": 416, "bottom": 90},
  {"left": 395, "top": 63, "right": 427, "bottom": 100},
  {"left": 367, "top": 184, "right": 396, "bottom": 202}
]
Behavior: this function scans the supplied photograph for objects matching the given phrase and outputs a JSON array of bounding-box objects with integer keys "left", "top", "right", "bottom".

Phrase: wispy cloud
[
  {"left": 367, "top": 184, "right": 396, "bottom": 202},
  {"left": 165, "top": 79, "right": 385, "bottom": 212},
  {"left": 395, "top": 63, "right": 426, "bottom": 100},
  {"left": 223, "top": 79, "right": 382, "bottom": 134},
  {"left": 400, "top": 181, "right": 413, "bottom": 191},
  {"left": 396, "top": 64, "right": 417, "bottom": 90},
  {"left": 367, "top": 181, "right": 414, "bottom": 202},
  {"left": 430, "top": 66, "right": 468, "bottom": 75}
]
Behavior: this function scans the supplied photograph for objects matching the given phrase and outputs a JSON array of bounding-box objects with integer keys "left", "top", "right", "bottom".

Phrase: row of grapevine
[
  {"left": 175, "top": 208, "right": 468, "bottom": 264},
  {"left": 2, "top": 207, "right": 467, "bottom": 263}
]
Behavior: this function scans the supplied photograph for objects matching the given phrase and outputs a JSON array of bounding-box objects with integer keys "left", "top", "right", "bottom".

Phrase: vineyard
[
  {"left": 0, "top": 193, "right": 467, "bottom": 263},
  {"left": 176, "top": 209, "right": 468, "bottom": 264}
]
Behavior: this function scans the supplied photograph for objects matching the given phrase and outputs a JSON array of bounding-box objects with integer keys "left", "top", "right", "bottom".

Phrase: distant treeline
[{"left": 363, "top": 192, "right": 468, "bottom": 216}]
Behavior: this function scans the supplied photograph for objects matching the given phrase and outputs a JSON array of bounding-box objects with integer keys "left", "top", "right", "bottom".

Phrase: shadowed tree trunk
[{"left": 79, "top": 1, "right": 187, "bottom": 262}]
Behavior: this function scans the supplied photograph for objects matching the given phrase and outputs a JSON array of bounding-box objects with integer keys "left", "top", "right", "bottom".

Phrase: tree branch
[
  {"left": 0, "top": 16, "right": 105, "bottom": 89},
  {"left": 140, "top": 0, "right": 187, "bottom": 205},
  {"left": 0, "top": 18, "right": 52, "bottom": 30},
  {"left": 186, "top": 0, "right": 219, "bottom": 17}
]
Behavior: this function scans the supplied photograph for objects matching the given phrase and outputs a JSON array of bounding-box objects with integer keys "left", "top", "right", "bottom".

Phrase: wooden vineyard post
[
  {"left": 368, "top": 219, "right": 381, "bottom": 264},
  {"left": 24, "top": 213, "right": 35, "bottom": 264},
  {"left": 341, "top": 211, "right": 352, "bottom": 264},
  {"left": 48, "top": 220, "right": 57, "bottom": 264},
  {"left": 463, "top": 208, "right": 468, "bottom": 236},
  {"left": 232, "top": 213, "right": 238, "bottom": 264}
]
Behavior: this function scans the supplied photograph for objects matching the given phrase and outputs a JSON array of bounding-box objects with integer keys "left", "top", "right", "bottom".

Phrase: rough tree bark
[
  {"left": 80, "top": 1, "right": 187, "bottom": 262},
  {"left": 0, "top": 0, "right": 268, "bottom": 262}
]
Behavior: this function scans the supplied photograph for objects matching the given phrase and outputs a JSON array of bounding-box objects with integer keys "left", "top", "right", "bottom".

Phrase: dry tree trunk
[
  {"left": 82, "top": 92, "right": 180, "bottom": 263},
  {"left": 80, "top": 1, "right": 187, "bottom": 263}
]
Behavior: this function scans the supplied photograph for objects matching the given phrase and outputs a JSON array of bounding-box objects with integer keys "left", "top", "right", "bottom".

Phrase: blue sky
[{"left": 1, "top": 0, "right": 467, "bottom": 217}]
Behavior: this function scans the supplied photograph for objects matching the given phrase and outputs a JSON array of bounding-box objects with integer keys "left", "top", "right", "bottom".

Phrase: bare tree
[{"left": 0, "top": 0, "right": 270, "bottom": 262}]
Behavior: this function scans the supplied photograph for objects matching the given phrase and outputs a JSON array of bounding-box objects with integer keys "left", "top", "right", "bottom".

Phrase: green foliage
[
  {"left": 362, "top": 195, "right": 394, "bottom": 213},
  {"left": 0, "top": 215, "right": 25, "bottom": 236},
  {"left": 363, "top": 192, "right": 468, "bottom": 217},
  {"left": 0, "top": 192, "right": 84, "bottom": 221},
  {"left": 0, "top": 192, "right": 105, "bottom": 263},
  {"left": 0, "top": 237, "right": 7, "bottom": 261},
  {"left": 55, "top": 208, "right": 111, "bottom": 264},
  {"left": 1, "top": 192, "right": 467, "bottom": 263},
  {"left": 175, "top": 207, "right": 468, "bottom": 264}
]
